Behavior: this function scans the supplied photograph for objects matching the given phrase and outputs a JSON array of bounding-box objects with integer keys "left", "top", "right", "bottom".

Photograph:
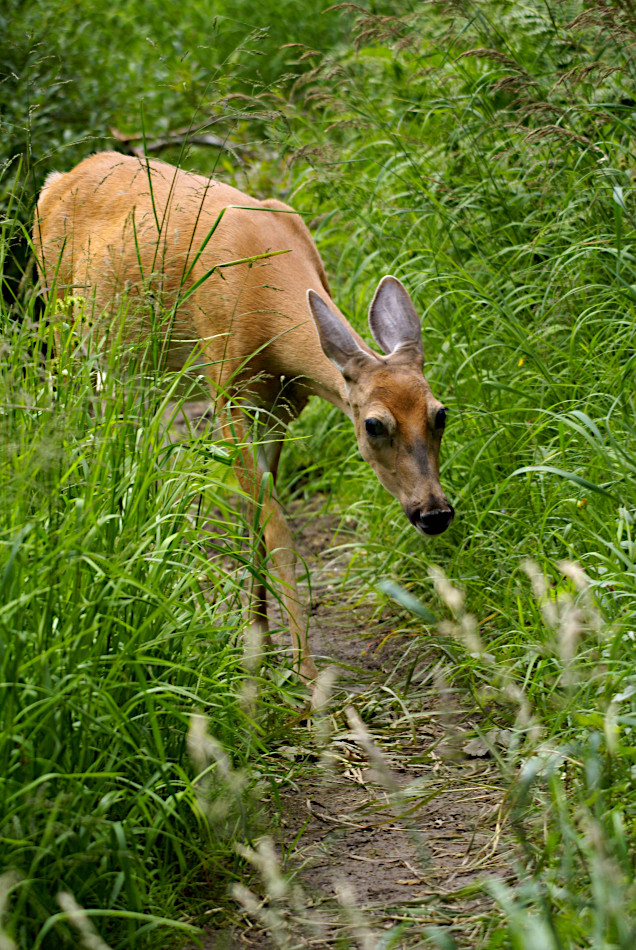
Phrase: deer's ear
[
  {"left": 368, "top": 276, "right": 424, "bottom": 358},
  {"left": 307, "top": 290, "right": 367, "bottom": 373}
]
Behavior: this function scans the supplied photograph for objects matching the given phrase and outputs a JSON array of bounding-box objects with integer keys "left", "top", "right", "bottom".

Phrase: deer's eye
[
  {"left": 435, "top": 407, "right": 448, "bottom": 431},
  {"left": 365, "top": 417, "right": 386, "bottom": 438}
]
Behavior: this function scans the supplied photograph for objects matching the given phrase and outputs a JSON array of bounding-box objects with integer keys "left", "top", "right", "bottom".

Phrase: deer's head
[{"left": 307, "top": 276, "right": 454, "bottom": 536}]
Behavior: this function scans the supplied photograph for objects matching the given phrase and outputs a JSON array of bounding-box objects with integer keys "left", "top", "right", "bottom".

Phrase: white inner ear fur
[{"left": 368, "top": 275, "right": 424, "bottom": 357}]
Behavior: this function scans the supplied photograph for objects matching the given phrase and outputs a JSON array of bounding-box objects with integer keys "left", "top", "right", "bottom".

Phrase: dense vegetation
[{"left": 2, "top": 0, "right": 636, "bottom": 947}]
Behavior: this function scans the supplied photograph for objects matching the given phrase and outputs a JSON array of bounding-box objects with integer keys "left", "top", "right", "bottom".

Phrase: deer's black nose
[{"left": 410, "top": 505, "right": 454, "bottom": 536}]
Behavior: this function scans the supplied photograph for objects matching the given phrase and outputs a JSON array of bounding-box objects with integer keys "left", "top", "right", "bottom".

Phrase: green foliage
[
  {"left": 0, "top": 293, "right": 293, "bottom": 946},
  {"left": 278, "top": 2, "right": 636, "bottom": 944},
  {"left": 282, "top": 0, "right": 636, "bottom": 660}
]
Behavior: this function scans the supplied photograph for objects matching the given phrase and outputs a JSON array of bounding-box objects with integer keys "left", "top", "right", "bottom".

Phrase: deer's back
[{"left": 34, "top": 151, "right": 336, "bottom": 397}]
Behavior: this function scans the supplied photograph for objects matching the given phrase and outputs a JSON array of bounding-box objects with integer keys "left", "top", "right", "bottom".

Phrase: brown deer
[{"left": 33, "top": 151, "right": 453, "bottom": 679}]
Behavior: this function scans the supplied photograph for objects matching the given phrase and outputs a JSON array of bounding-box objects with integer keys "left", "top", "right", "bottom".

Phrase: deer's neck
[{"left": 306, "top": 368, "right": 353, "bottom": 420}]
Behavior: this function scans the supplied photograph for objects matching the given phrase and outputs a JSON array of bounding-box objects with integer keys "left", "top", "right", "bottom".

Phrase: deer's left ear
[
  {"left": 307, "top": 289, "right": 364, "bottom": 372},
  {"left": 368, "top": 276, "right": 424, "bottom": 358}
]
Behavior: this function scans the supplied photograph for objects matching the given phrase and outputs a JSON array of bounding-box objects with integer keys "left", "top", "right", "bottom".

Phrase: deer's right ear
[
  {"left": 307, "top": 290, "right": 366, "bottom": 374},
  {"left": 368, "top": 275, "right": 424, "bottom": 358}
]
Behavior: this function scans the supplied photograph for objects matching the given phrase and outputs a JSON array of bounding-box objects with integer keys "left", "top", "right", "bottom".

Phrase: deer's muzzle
[{"left": 409, "top": 505, "right": 454, "bottom": 536}]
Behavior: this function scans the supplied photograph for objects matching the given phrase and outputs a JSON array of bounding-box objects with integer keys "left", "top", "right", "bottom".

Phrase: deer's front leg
[{"left": 229, "top": 406, "right": 317, "bottom": 681}]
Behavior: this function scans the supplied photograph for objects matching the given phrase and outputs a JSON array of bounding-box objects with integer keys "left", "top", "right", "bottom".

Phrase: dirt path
[{"left": 189, "top": 494, "right": 513, "bottom": 949}]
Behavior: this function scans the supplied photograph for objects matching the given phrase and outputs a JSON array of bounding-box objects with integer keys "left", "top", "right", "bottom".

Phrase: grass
[
  {"left": 278, "top": 2, "right": 636, "bottom": 944},
  {"left": 2, "top": 0, "right": 636, "bottom": 947},
  {"left": 0, "top": 295, "right": 306, "bottom": 947}
]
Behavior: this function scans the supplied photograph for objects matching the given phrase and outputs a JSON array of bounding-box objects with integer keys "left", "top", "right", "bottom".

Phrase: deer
[{"left": 33, "top": 151, "right": 454, "bottom": 680}]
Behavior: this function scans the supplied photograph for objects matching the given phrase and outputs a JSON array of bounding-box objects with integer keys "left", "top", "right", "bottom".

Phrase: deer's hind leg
[
  {"left": 248, "top": 420, "right": 286, "bottom": 643},
  {"left": 227, "top": 403, "right": 316, "bottom": 681}
]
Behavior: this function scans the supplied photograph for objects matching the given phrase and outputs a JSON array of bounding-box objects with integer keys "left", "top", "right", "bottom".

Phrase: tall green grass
[
  {"left": 0, "top": 8, "right": 349, "bottom": 942},
  {"left": 0, "top": 281, "right": 300, "bottom": 946},
  {"left": 279, "top": 0, "right": 635, "bottom": 669},
  {"left": 275, "top": 2, "right": 636, "bottom": 945}
]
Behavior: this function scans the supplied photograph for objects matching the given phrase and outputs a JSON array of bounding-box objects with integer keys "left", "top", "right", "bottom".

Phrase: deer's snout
[{"left": 409, "top": 504, "right": 454, "bottom": 536}]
